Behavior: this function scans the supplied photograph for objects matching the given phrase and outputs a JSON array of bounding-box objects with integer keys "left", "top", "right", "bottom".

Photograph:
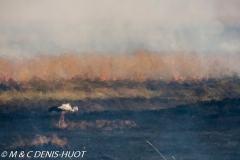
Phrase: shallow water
[{"left": 1, "top": 98, "right": 240, "bottom": 160}]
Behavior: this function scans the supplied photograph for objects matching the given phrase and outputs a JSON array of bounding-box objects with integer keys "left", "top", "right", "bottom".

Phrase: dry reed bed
[{"left": 1, "top": 51, "right": 239, "bottom": 82}]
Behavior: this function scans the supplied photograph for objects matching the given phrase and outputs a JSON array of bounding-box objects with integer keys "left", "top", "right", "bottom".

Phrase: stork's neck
[{"left": 72, "top": 106, "right": 78, "bottom": 112}]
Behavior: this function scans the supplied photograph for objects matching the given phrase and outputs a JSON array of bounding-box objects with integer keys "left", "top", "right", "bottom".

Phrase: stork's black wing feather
[{"left": 48, "top": 106, "right": 64, "bottom": 112}]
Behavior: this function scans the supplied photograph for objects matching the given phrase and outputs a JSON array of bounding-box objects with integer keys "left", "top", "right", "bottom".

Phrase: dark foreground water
[{"left": 1, "top": 98, "right": 240, "bottom": 160}]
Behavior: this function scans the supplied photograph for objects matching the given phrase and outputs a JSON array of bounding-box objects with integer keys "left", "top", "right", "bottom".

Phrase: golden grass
[
  {"left": 0, "top": 87, "right": 162, "bottom": 103},
  {"left": 0, "top": 84, "right": 232, "bottom": 104},
  {"left": 0, "top": 77, "right": 239, "bottom": 104}
]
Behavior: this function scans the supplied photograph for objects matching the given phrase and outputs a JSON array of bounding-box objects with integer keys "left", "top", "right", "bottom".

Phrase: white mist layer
[{"left": 0, "top": 0, "right": 240, "bottom": 58}]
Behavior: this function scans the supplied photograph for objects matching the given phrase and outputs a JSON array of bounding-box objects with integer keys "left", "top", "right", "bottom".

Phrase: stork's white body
[
  {"left": 48, "top": 103, "right": 78, "bottom": 126},
  {"left": 59, "top": 103, "right": 77, "bottom": 112}
]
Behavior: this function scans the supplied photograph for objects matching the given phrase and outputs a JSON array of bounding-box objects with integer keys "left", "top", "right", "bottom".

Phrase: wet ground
[{"left": 0, "top": 98, "right": 240, "bottom": 160}]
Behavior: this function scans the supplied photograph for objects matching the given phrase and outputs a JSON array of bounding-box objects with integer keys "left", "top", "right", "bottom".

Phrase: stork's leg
[
  {"left": 62, "top": 114, "right": 65, "bottom": 123},
  {"left": 59, "top": 113, "right": 64, "bottom": 126},
  {"left": 58, "top": 114, "right": 61, "bottom": 126}
]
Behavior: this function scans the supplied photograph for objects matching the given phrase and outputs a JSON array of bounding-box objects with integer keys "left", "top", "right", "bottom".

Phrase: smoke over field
[{"left": 0, "top": 51, "right": 240, "bottom": 82}]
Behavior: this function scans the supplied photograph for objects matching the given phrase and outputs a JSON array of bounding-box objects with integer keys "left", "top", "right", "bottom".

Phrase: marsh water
[{"left": 0, "top": 98, "right": 240, "bottom": 160}]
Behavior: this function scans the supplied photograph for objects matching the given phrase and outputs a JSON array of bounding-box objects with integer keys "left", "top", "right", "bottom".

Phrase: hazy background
[{"left": 0, "top": 0, "right": 240, "bottom": 58}]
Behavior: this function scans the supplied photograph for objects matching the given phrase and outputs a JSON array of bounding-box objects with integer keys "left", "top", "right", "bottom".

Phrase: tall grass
[{"left": 1, "top": 51, "right": 239, "bottom": 82}]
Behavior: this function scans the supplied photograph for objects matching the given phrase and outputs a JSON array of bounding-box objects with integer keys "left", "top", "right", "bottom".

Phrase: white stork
[{"left": 48, "top": 103, "right": 78, "bottom": 125}]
